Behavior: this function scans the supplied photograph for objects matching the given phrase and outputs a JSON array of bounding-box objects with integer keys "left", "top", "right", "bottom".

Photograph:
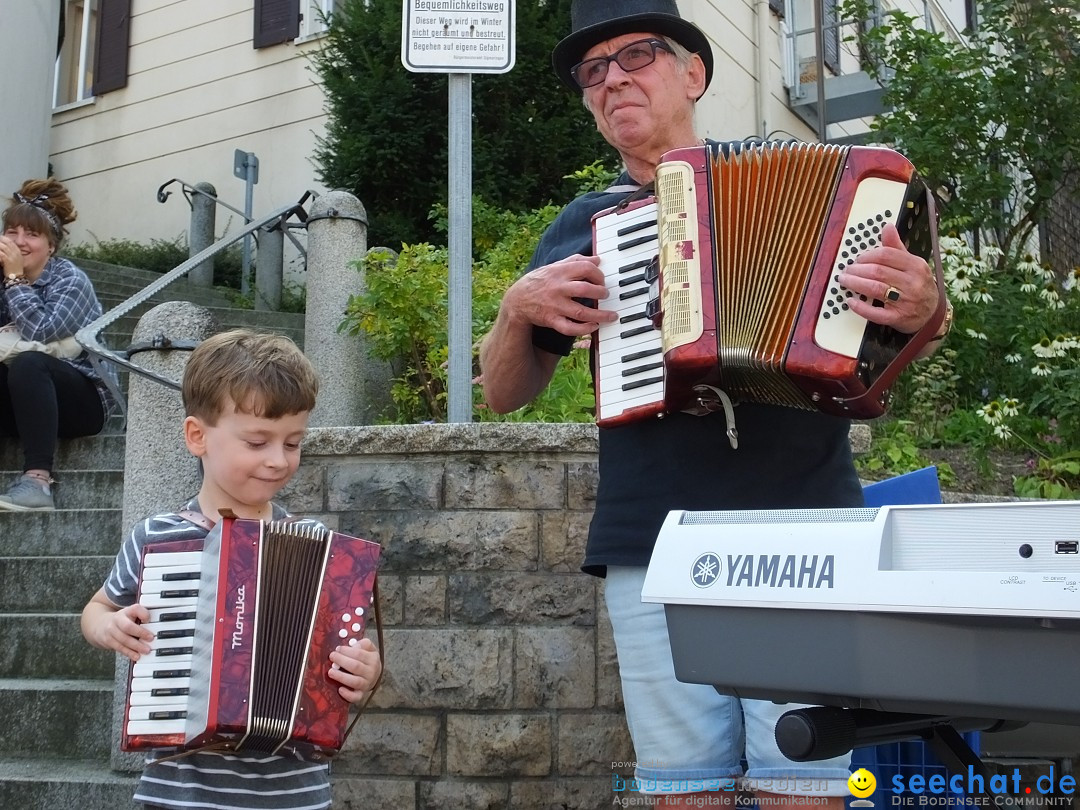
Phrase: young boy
[{"left": 81, "top": 329, "right": 381, "bottom": 810}]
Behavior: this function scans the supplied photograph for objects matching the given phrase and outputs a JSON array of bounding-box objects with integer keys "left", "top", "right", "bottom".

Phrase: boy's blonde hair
[{"left": 182, "top": 329, "right": 319, "bottom": 424}]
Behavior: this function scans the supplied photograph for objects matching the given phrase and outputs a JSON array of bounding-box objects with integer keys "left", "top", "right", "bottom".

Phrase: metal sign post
[
  {"left": 401, "top": 1, "right": 515, "bottom": 423},
  {"left": 233, "top": 149, "right": 259, "bottom": 297}
]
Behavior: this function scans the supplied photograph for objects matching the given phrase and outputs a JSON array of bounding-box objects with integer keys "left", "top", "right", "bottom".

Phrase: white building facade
[{"left": 35, "top": 0, "right": 973, "bottom": 258}]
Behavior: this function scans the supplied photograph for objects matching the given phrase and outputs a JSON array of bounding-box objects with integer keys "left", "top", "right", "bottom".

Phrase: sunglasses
[{"left": 571, "top": 38, "right": 675, "bottom": 89}]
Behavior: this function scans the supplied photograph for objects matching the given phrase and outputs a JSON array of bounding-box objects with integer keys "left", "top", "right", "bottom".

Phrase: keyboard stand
[{"left": 773, "top": 706, "right": 1027, "bottom": 806}]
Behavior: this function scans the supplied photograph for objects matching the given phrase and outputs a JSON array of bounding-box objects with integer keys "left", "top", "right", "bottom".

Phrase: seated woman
[{"left": 0, "top": 178, "right": 121, "bottom": 511}]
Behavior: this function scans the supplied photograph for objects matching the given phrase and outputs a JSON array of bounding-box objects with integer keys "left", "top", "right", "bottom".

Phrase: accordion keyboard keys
[
  {"left": 594, "top": 201, "right": 665, "bottom": 424},
  {"left": 126, "top": 549, "right": 201, "bottom": 738}
]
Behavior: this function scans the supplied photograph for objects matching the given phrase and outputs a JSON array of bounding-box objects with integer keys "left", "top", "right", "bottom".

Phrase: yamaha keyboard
[{"left": 641, "top": 501, "right": 1080, "bottom": 727}]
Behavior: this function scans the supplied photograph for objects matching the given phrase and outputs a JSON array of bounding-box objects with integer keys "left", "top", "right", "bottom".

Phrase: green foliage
[
  {"left": 887, "top": 347, "right": 960, "bottom": 443},
  {"left": 839, "top": 0, "right": 1080, "bottom": 262},
  {"left": 309, "top": 0, "right": 619, "bottom": 249},
  {"left": 66, "top": 234, "right": 189, "bottom": 275},
  {"left": 1014, "top": 452, "right": 1080, "bottom": 500},
  {"left": 339, "top": 194, "right": 594, "bottom": 424},
  {"left": 856, "top": 419, "right": 956, "bottom": 486}
]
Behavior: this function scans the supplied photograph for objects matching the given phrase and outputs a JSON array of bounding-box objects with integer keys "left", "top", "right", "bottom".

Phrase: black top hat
[{"left": 552, "top": 0, "right": 714, "bottom": 93}]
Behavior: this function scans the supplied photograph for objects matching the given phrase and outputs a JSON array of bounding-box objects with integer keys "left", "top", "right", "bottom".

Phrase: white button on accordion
[
  {"left": 592, "top": 142, "right": 948, "bottom": 428},
  {"left": 122, "top": 515, "right": 381, "bottom": 759}
]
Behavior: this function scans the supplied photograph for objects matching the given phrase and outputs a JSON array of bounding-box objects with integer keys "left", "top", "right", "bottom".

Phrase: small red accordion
[{"left": 122, "top": 516, "right": 381, "bottom": 759}]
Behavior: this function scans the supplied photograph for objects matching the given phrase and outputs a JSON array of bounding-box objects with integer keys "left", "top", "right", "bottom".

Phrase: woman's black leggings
[{"left": 0, "top": 351, "right": 105, "bottom": 472}]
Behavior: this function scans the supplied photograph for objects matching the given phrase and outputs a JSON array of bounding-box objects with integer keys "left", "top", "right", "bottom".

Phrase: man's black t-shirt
[{"left": 525, "top": 165, "right": 865, "bottom": 577}]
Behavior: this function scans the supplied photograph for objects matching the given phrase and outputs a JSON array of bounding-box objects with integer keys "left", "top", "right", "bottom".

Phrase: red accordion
[
  {"left": 593, "top": 141, "right": 947, "bottom": 428},
  {"left": 122, "top": 516, "right": 381, "bottom": 759}
]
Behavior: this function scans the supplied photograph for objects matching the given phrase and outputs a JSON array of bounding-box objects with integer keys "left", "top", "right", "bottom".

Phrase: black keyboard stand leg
[{"left": 926, "top": 726, "right": 1026, "bottom": 810}]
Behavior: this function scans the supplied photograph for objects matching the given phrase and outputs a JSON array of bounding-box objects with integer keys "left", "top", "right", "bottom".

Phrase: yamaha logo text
[{"left": 691, "top": 554, "right": 835, "bottom": 589}]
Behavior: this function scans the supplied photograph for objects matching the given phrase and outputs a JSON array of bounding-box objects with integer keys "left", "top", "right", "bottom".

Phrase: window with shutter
[
  {"left": 298, "top": 0, "right": 336, "bottom": 40},
  {"left": 92, "top": 0, "right": 130, "bottom": 95},
  {"left": 55, "top": 0, "right": 96, "bottom": 105},
  {"left": 254, "top": 0, "right": 301, "bottom": 48}
]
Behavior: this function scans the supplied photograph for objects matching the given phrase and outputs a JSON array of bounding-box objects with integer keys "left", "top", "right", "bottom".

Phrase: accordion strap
[{"left": 177, "top": 509, "right": 215, "bottom": 532}]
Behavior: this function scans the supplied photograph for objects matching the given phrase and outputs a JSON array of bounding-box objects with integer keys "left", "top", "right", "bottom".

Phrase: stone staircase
[{"left": 0, "top": 260, "right": 305, "bottom": 808}]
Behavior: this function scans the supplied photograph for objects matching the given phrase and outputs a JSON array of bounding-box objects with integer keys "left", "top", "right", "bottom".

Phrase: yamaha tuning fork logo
[{"left": 692, "top": 553, "right": 722, "bottom": 587}]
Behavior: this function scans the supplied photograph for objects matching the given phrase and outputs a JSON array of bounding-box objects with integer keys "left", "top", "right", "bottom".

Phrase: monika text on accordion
[
  {"left": 592, "top": 141, "right": 948, "bottom": 428},
  {"left": 122, "top": 516, "right": 381, "bottom": 759}
]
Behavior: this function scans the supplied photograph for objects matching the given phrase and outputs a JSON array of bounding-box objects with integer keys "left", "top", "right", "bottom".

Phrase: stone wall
[{"left": 283, "top": 423, "right": 629, "bottom": 809}]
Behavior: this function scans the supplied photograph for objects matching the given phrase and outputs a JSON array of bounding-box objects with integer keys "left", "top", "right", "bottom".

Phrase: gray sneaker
[{"left": 0, "top": 474, "right": 55, "bottom": 511}]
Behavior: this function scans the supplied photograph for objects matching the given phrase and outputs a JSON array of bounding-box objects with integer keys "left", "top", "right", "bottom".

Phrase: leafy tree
[
  {"left": 310, "top": 0, "right": 618, "bottom": 249},
  {"left": 840, "top": 0, "right": 1080, "bottom": 270}
]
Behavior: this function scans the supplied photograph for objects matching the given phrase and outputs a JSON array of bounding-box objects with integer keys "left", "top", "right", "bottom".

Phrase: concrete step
[
  {"left": 90, "top": 279, "right": 238, "bottom": 309},
  {"left": 0, "top": 556, "right": 114, "bottom": 612},
  {"left": 0, "top": 509, "right": 122, "bottom": 556},
  {"left": 0, "top": 614, "right": 114, "bottom": 680},
  {"left": 0, "top": 679, "right": 112, "bottom": 759},
  {"left": 0, "top": 757, "right": 138, "bottom": 810},
  {"left": 0, "top": 434, "right": 125, "bottom": 472},
  {"left": 0, "top": 470, "right": 123, "bottom": 510}
]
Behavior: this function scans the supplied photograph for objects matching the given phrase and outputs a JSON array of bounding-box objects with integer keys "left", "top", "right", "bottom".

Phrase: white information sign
[{"left": 401, "top": 0, "right": 515, "bottom": 74}]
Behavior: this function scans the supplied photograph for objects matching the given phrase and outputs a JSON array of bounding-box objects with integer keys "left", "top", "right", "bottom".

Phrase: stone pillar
[
  {"left": 254, "top": 224, "right": 283, "bottom": 311},
  {"left": 304, "top": 191, "right": 392, "bottom": 426},
  {"left": 0, "top": 4, "right": 57, "bottom": 196},
  {"left": 188, "top": 182, "right": 217, "bottom": 287},
  {"left": 110, "top": 301, "right": 219, "bottom": 772}
]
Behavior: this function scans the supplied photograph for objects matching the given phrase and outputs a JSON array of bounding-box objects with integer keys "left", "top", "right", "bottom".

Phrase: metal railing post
[
  {"left": 189, "top": 182, "right": 217, "bottom": 287},
  {"left": 255, "top": 224, "right": 284, "bottom": 311}
]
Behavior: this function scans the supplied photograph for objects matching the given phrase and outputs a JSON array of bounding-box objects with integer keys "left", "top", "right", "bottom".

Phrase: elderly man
[{"left": 480, "top": 1, "right": 944, "bottom": 807}]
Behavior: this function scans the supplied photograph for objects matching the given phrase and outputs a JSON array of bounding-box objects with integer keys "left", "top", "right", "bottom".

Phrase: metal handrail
[
  {"left": 76, "top": 195, "right": 313, "bottom": 408},
  {"left": 156, "top": 179, "right": 315, "bottom": 260}
]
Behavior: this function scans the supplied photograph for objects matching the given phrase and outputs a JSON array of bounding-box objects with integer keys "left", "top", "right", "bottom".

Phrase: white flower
[
  {"left": 965, "top": 328, "right": 988, "bottom": 340},
  {"left": 982, "top": 244, "right": 1004, "bottom": 262},
  {"left": 977, "top": 401, "right": 1003, "bottom": 424},
  {"left": 1039, "top": 285, "right": 1060, "bottom": 304},
  {"left": 1020, "top": 279, "right": 1038, "bottom": 294},
  {"left": 1016, "top": 254, "right": 1042, "bottom": 275},
  {"left": 1032, "top": 338, "right": 1056, "bottom": 358},
  {"left": 1049, "top": 337, "right": 1070, "bottom": 358},
  {"left": 993, "top": 423, "right": 1014, "bottom": 440},
  {"left": 1031, "top": 362, "right": 1054, "bottom": 377},
  {"left": 1005, "top": 353, "right": 1022, "bottom": 364},
  {"left": 945, "top": 264, "right": 975, "bottom": 292},
  {"left": 971, "top": 287, "right": 993, "bottom": 304},
  {"left": 940, "top": 235, "right": 972, "bottom": 257},
  {"left": 1002, "top": 398, "right": 1020, "bottom": 417},
  {"left": 952, "top": 288, "right": 971, "bottom": 303}
]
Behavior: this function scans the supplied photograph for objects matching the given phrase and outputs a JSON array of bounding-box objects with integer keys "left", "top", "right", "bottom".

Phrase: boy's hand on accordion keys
[
  {"left": 100, "top": 603, "right": 155, "bottom": 662},
  {"left": 837, "top": 223, "right": 940, "bottom": 336},
  {"left": 328, "top": 636, "right": 382, "bottom": 704},
  {"left": 504, "top": 254, "right": 617, "bottom": 337}
]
